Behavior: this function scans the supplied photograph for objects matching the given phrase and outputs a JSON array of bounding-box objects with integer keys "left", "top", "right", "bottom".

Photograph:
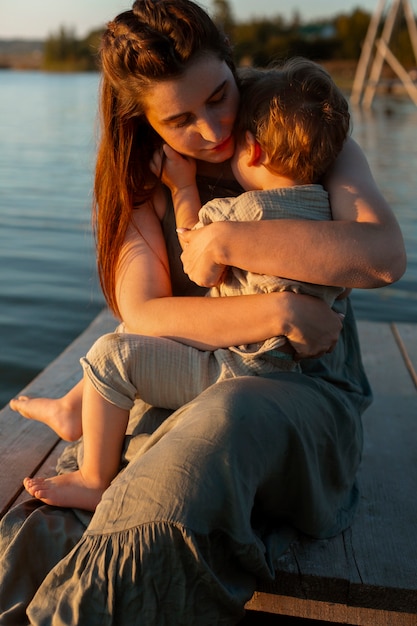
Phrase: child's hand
[
  {"left": 150, "top": 144, "right": 196, "bottom": 193},
  {"left": 151, "top": 144, "right": 201, "bottom": 235}
]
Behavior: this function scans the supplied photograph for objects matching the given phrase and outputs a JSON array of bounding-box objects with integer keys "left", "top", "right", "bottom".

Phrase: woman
[{"left": 1, "top": 1, "right": 405, "bottom": 624}]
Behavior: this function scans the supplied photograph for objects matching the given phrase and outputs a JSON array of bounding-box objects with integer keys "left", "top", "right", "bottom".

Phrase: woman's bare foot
[
  {"left": 23, "top": 471, "right": 106, "bottom": 511},
  {"left": 9, "top": 395, "right": 82, "bottom": 441}
]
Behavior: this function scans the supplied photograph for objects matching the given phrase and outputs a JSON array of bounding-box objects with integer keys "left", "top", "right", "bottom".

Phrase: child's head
[{"left": 234, "top": 58, "right": 351, "bottom": 185}]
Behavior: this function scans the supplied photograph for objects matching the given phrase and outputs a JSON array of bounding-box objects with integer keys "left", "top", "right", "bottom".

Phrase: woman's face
[{"left": 143, "top": 54, "right": 239, "bottom": 163}]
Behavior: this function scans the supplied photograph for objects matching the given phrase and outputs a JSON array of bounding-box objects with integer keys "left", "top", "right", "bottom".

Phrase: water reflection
[{"left": 349, "top": 96, "right": 417, "bottom": 322}]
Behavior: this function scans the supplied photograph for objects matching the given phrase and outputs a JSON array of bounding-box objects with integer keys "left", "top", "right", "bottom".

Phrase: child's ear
[{"left": 245, "top": 131, "right": 263, "bottom": 166}]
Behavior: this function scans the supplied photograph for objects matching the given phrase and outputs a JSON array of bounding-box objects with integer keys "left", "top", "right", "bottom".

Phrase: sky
[{"left": 0, "top": 0, "right": 391, "bottom": 40}]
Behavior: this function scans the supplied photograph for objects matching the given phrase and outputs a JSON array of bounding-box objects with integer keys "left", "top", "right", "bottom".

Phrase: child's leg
[
  {"left": 81, "top": 375, "right": 129, "bottom": 488},
  {"left": 24, "top": 375, "right": 129, "bottom": 512},
  {"left": 23, "top": 330, "right": 224, "bottom": 511},
  {"left": 10, "top": 379, "right": 84, "bottom": 441}
]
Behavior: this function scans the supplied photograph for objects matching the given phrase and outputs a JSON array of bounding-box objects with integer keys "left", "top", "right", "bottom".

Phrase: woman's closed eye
[
  {"left": 174, "top": 90, "right": 228, "bottom": 128},
  {"left": 174, "top": 114, "right": 193, "bottom": 128},
  {"left": 208, "top": 87, "right": 228, "bottom": 107}
]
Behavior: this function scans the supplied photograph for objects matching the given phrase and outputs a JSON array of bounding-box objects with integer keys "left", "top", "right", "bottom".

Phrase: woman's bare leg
[
  {"left": 9, "top": 379, "right": 84, "bottom": 441},
  {"left": 23, "top": 375, "right": 128, "bottom": 511}
]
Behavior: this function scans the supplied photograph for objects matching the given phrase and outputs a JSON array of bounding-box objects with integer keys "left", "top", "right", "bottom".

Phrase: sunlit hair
[
  {"left": 235, "top": 58, "right": 351, "bottom": 184},
  {"left": 94, "top": 0, "right": 235, "bottom": 316}
]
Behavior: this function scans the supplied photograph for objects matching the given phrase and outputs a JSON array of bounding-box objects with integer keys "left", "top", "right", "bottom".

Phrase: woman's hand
[
  {"left": 277, "top": 292, "right": 344, "bottom": 360},
  {"left": 178, "top": 222, "right": 229, "bottom": 286}
]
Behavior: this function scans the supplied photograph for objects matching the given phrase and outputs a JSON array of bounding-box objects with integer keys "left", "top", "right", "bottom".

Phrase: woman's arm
[
  {"left": 179, "top": 138, "right": 406, "bottom": 289},
  {"left": 116, "top": 197, "right": 342, "bottom": 357}
]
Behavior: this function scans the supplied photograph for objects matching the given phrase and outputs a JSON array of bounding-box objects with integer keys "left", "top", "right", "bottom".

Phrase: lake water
[{"left": 0, "top": 70, "right": 416, "bottom": 408}]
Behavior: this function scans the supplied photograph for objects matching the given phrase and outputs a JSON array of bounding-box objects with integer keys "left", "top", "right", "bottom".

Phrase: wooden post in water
[{"left": 351, "top": 0, "right": 417, "bottom": 108}]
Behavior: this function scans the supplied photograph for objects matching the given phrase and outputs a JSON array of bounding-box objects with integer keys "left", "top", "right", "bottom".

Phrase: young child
[
  {"left": 18, "top": 58, "right": 350, "bottom": 511},
  {"left": 162, "top": 57, "right": 350, "bottom": 362}
]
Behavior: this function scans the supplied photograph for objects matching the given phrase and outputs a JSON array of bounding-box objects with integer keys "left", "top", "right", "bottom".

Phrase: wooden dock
[{"left": 1, "top": 309, "right": 416, "bottom": 625}]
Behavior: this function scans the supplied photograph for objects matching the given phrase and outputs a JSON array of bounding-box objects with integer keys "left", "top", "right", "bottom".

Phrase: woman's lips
[{"left": 212, "top": 135, "right": 233, "bottom": 152}]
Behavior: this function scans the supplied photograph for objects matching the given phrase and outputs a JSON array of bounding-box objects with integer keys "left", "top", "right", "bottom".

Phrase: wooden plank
[
  {"left": 352, "top": 321, "right": 417, "bottom": 609},
  {"left": 12, "top": 440, "right": 69, "bottom": 509},
  {"left": 0, "top": 309, "right": 116, "bottom": 518},
  {"left": 246, "top": 593, "right": 417, "bottom": 626},
  {"left": 0, "top": 417, "right": 59, "bottom": 517},
  {"left": 391, "top": 322, "right": 417, "bottom": 388},
  {"left": 248, "top": 321, "right": 417, "bottom": 618}
]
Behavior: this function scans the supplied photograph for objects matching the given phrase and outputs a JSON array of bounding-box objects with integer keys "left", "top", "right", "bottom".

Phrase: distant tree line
[
  {"left": 42, "top": 3, "right": 417, "bottom": 72},
  {"left": 43, "top": 27, "right": 102, "bottom": 71}
]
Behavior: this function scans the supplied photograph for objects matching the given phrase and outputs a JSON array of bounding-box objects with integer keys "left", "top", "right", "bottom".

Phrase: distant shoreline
[
  {"left": 0, "top": 39, "right": 44, "bottom": 70},
  {"left": 0, "top": 41, "right": 358, "bottom": 88},
  {"left": 2, "top": 41, "right": 414, "bottom": 98}
]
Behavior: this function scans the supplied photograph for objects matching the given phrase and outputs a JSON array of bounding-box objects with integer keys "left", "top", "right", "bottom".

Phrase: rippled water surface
[{"left": 0, "top": 71, "right": 104, "bottom": 407}]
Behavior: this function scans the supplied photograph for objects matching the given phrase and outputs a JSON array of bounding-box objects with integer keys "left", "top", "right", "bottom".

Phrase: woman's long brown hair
[{"left": 94, "top": 0, "right": 235, "bottom": 317}]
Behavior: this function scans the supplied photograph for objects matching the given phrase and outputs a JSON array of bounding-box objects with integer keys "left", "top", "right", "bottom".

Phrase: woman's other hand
[{"left": 277, "top": 292, "right": 344, "bottom": 360}]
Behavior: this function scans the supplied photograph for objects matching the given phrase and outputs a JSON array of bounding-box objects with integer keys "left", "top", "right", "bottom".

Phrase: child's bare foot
[
  {"left": 23, "top": 471, "right": 106, "bottom": 512},
  {"left": 10, "top": 395, "right": 82, "bottom": 441}
]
